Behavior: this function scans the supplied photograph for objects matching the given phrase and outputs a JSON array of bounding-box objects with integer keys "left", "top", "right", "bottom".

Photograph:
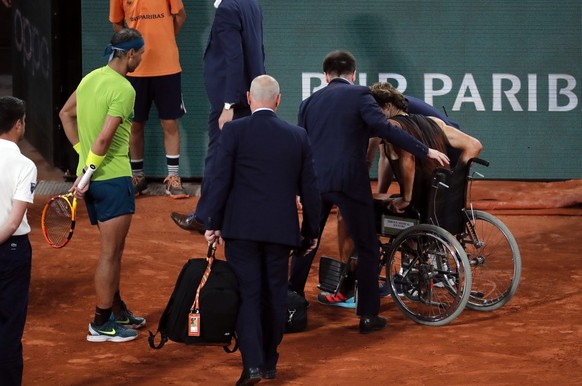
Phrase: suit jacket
[
  {"left": 298, "top": 78, "right": 429, "bottom": 203},
  {"left": 204, "top": 110, "right": 321, "bottom": 247},
  {"left": 203, "top": 0, "right": 266, "bottom": 110}
]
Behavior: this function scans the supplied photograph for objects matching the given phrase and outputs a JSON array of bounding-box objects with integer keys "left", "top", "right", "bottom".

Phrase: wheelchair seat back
[{"left": 427, "top": 163, "right": 468, "bottom": 235}]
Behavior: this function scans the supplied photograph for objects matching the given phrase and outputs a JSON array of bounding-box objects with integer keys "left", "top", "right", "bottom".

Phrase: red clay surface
[{"left": 21, "top": 173, "right": 582, "bottom": 385}]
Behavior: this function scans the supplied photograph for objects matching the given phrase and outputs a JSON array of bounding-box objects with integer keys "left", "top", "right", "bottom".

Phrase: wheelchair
[
  {"left": 319, "top": 158, "right": 521, "bottom": 326},
  {"left": 377, "top": 158, "right": 521, "bottom": 325},
  {"left": 439, "top": 158, "right": 521, "bottom": 311}
]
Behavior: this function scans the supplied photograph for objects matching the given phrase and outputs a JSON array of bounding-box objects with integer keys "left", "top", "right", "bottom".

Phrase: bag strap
[
  {"left": 223, "top": 333, "right": 239, "bottom": 353},
  {"left": 191, "top": 244, "right": 216, "bottom": 314},
  {"left": 148, "top": 329, "right": 168, "bottom": 349},
  {"left": 148, "top": 257, "right": 196, "bottom": 350}
]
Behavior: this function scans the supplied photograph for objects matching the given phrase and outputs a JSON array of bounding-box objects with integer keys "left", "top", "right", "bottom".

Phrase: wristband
[
  {"left": 73, "top": 142, "right": 81, "bottom": 154},
  {"left": 85, "top": 150, "right": 105, "bottom": 170}
]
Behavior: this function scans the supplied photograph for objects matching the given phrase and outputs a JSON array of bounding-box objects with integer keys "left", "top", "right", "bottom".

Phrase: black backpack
[{"left": 148, "top": 245, "right": 239, "bottom": 353}]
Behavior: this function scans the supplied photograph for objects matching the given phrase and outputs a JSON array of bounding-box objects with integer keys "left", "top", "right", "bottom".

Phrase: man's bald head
[{"left": 247, "top": 75, "right": 281, "bottom": 111}]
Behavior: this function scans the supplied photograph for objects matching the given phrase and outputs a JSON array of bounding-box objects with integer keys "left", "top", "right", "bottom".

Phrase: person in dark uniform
[
  {"left": 0, "top": 96, "right": 37, "bottom": 386},
  {"left": 203, "top": 75, "right": 320, "bottom": 385},
  {"left": 170, "top": 0, "right": 266, "bottom": 231},
  {"left": 288, "top": 50, "right": 449, "bottom": 333}
]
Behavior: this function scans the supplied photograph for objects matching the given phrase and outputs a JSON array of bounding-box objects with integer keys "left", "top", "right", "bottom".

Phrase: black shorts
[{"left": 128, "top": 72, "right": 186, "bottom": 122}]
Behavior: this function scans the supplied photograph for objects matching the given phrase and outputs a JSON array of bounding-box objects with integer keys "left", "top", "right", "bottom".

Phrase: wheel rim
[{"left": 387, "top": 225, "right": 471, "bottom": 325}]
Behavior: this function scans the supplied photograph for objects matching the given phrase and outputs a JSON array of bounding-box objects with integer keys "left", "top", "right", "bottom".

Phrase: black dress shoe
[
  {"left": 236, "top": 367, "right": 262, "bottom": 385},
  {"left": 170, "top": 212, "right": 205, "bottom": 234},
  {"left": 261, "top": 369, "right": 276, "bottom": 379},
  {"left": 359, "top": 315, "right": 387, "bottom": 334}
]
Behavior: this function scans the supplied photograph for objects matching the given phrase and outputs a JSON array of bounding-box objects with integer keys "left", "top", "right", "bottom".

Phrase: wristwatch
[{"left": 224, "top": 102, "right": 235, "bottom": 110}]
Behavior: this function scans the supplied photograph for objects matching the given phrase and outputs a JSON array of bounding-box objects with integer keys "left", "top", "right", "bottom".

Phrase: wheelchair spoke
[
  {"left": 386, "top": 225, "right": 471, "bottom": 326},
  {"left": 460, "top": 210, "right": 521, "bottom": 311}
]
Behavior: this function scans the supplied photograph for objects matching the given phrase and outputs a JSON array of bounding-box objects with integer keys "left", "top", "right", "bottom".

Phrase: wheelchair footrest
[{"left": 318, "top": 256, "right": 348, "bottom": 294}]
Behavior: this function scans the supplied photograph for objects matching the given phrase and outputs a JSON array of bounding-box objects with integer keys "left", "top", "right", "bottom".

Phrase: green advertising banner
[{"left": 82, "top": 1, "right": 581, "bottom": 179}]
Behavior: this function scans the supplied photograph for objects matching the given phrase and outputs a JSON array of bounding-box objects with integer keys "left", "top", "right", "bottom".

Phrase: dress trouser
[
  {"left": 289, "top": 191, "right": 381, "bottom": 317},
  {"left": 226, "top": 239, "right": 290, "bottom": 371},
  {"left": 0, "top": 235, "right": 32, "bottom": 386}
]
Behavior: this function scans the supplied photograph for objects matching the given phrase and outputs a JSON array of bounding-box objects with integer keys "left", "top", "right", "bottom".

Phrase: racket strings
[{"left": 44, "top": 197, "right": 74, "bottom": 246}]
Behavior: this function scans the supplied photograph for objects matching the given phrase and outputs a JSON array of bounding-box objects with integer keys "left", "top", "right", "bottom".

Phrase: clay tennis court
[{"left": 21, "top": 149, "right": 582, "bottom": 385}]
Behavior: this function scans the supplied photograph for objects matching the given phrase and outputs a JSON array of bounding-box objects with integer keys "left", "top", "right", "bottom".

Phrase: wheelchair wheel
[
  {"left": 386, "top": 224, "right": 471, "bottom": 326},
  {"left": 460, "top": 210, "right": 521, "bottom": 311}
]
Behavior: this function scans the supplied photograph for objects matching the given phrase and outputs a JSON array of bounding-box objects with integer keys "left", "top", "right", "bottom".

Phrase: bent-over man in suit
[
  {"left": 288, "top": 50, "right": 449, "bottom": 334},
  {"left": 204, "top": 75, "right": 320, "bottom": 386}
]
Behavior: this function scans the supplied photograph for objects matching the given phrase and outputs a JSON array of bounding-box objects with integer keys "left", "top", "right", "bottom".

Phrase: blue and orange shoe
[{"left": 317, "top": 291, "right": 356, "bottom": 309}]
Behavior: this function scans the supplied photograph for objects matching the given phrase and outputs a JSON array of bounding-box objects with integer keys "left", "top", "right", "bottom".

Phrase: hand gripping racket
[{"left": 41, "top": 165, "right": 94, "bottom": 248}]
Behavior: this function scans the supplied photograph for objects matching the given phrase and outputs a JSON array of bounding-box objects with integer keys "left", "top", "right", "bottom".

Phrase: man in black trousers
[
  {"left": 0, "top": 96, "right": 37, "bottom": 385},
  {"left": 288, "top": 50, "right": 450, "bottom": 334},
  {"left": 170, "top": 0, "right": 266, "bottom": 230},
  {"left": 203, "top": 75, "right": 320, "bottom": 385}
]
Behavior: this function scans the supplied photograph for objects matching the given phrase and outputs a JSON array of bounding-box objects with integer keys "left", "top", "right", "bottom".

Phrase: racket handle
[{"left": 77, "top": 164, "right": 96, "bottom": 190}]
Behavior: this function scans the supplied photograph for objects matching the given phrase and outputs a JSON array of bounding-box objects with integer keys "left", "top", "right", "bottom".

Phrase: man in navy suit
[
  {"left": 288, "top": 50, "right": 449, "bottom": 334},
  {"left": 171, "top": 0, "right": 266, "bottom": 231},
  {"left": 204, "top": 75, "right": 320, "bottom": 385}
]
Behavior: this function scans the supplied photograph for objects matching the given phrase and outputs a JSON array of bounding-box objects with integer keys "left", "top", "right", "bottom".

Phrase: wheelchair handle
[
  {"left": 436, "top": 167, "right": 454, "bottom": 175},
  {"left": 432, "top": 168, "right": 452, "bottom": 190},
  {"left": 469, "top": 157, "right": 490, "bottom": 167}
]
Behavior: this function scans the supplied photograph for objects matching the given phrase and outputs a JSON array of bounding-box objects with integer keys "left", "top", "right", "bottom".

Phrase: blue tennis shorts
[
  {"left": 85, "top": 177, "right": 135, "bottom": 225},
  {"left": 127, "top": 72, "right": 186, "bottom": 122}
]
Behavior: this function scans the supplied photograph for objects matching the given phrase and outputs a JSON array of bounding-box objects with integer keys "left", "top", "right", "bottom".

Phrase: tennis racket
[{"left": 41, "top": 165, "right": 94, "bottom": 248}]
